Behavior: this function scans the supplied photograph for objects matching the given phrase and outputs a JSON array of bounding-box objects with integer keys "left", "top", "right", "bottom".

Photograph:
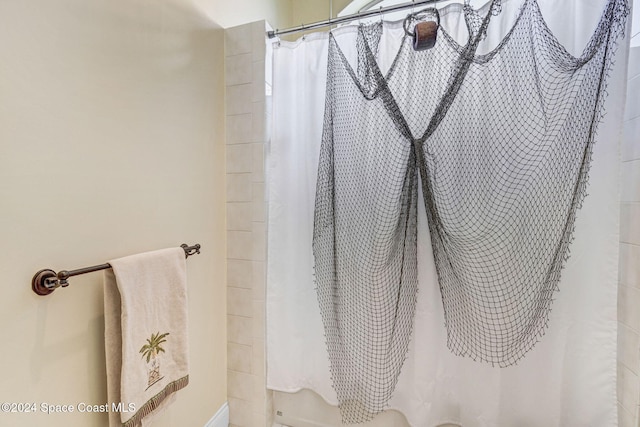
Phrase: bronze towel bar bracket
[{"left": 31, "top": 243, "right": 201, "bottom": 296}]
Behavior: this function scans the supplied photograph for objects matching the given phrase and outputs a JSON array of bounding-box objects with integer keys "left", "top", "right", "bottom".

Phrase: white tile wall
[
  {"left": 618, "top": 46, "right": 640, "bottom": 427},
  {"left": 620, "top": 160, "right": 640, "bottom": 202},
  {"left": 622, "top": 118, "right": 640, "bottom": 161},
  {"left": 228, "top": 259, "right": 253, "bottom": 288},
  {"left": 226, "top": 25, "right": 253, "bottom": 57},
  {"left": 621, "top": 361, "right": 640, "bottom": 408},
  {"left": 623, "top": 75, "right": 640, "bottom": 121},
  {"left": 226, "top": 53, "right": 254, "bottom": 86},
  {"left": 227, "top": 202, "right": 253, "bottom": 232},
  {"left": 228, "top": 315, "right": 253, "bottom": 346},
  {"left": 229, "top": 370, "right": 255, "bottom": 400},
  {"left": 629, "top": 48, "right": 639, "bottom": 79},
  {"left": 227, "top": 173, "right": 253, "bottom": 202},
  {"left": 620, "top": 243, "right": 640, "bottom": 287},
  {"left": 227, "top": 114, "right": 253, "bottom": 143},
  {"left": 227, "top": 84, "right": 254, "bottom": 116},
  {"left": 252, "top": 261, "right": 266, "bottom": 300},
  {"left": 227, "top": 230, "right": 254, "bottom": 260},
  {"left": 229, "top": 397, "right": 253, "bottom": 427},
  {"left": 228, "top": 287, "right": 253, "bottom": 317},
  {"left": 227, "top": 144, "right": 254, "bottom": 174},
  {"left": 226, "top": 20, "right": 272, "bottom": 427},
  {"left": 228, "top": 342, "right": 253, "bottom": 373},
  {"left": 619, "top": 322, "right": 640, "bottom": 378}
]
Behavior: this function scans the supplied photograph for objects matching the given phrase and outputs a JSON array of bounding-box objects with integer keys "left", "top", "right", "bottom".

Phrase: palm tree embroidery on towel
[{"left": 140, "top": 332, "right": 169, "bottom": 390}]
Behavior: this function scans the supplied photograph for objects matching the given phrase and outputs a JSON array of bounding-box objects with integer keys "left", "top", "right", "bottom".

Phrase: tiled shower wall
[
  {"left": 225, "top": 21, "right": 273, "bottom": 427},
  {"left": 618, "top": 46, "right": 640, "bottom": 427}
]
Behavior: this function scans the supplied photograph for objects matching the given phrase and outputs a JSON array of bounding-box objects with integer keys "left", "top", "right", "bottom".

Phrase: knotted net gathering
[{"left": 311, "top": 0, "right": 629, "bottom": 423}]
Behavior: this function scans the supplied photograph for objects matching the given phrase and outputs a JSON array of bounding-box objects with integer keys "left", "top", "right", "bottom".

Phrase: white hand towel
[{"left": 104, "top": 247, "right": 189, "bottom": 427}]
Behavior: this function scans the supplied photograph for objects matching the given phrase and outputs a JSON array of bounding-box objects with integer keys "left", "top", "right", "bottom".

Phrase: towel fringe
[{"left": 122, "top": 375, "right": 189, "bottom": 427}]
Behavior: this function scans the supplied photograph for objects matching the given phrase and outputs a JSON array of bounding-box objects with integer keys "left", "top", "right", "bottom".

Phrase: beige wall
[
  {"left": 292, "top": 0, "right": 351, "bottom": 26},
  {"left": 0, "top": 0, "right": 228, "bottom": 426},
  {"left": 284, "top": 0, "right": 351, "bottom": 40},
  {"left": 191, "top": 0, "right": 292, "bottom": 31}
]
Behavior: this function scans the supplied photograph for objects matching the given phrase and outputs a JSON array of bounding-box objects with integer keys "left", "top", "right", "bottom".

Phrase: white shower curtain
[{"left": 266, "top": 1, "right": 630, "bottom": 425}]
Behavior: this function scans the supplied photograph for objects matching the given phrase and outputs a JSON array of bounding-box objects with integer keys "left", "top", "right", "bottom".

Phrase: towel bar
[{"left": 32, "top": 243, "right": 201, "bottom": 296}]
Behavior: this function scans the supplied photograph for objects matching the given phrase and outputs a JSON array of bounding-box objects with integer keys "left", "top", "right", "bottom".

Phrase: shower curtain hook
[{"left": 379, "top": 6, "right": 384, "bottom": 23}]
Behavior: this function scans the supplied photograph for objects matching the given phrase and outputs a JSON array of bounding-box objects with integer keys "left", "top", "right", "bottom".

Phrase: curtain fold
[{"left": 267, "top": 1, "right": 630, "bottom": 425}]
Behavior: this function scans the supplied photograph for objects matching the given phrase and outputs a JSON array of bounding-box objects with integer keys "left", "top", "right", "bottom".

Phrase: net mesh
[{"left": 312, "top": 0, "right": 628, "bottom": 423}]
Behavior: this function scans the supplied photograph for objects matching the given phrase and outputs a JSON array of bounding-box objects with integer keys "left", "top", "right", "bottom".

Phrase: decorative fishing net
[{"left": 312, "top": 0, "right": 629, "bottom": 423}]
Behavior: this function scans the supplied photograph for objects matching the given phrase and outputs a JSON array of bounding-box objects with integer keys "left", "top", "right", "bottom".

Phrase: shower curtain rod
[
  {"left": 267, "top": 0, "right": 442, "bottom": 39},
  {"left": 31, "top": 243, "right": 201, "bottom": 296}
]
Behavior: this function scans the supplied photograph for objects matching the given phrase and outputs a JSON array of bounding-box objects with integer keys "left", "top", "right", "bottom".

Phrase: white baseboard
[{"left": 204, "top": 402, "right": 229, "bottom": 427}]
